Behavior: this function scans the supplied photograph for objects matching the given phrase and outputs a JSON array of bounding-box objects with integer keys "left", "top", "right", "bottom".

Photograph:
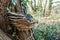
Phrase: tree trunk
[
  {"left": 0, "top": 0, "right": 10, "bottom": 32},
  {"left": 14, "top": 0, "right": 35, "bottom": 40},
  {"left": 43, "top": 0, "right": 47, "bottom": 17},
  {"left": 0, "top": 0, "right": 35, "bottom": 40},
  {"left": 46, "top": 0, "right": 52, "bottom": 16},
  {"left": 16, "top": 0, "right": 22, "bottom": 13},
  {"left": 0, "top": 0, "right": 15, "bottom": 40},
  {"left": 0, "top": 29, "right": 12, "bottom": 40},
  {"left": 18, "top": 29, "right": 35, "bottom": 40}
]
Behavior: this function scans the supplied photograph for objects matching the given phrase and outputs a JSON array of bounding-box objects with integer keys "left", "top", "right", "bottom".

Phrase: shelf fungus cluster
[{"left": 7, "top": 12, "right": 35, "bottom": 31}]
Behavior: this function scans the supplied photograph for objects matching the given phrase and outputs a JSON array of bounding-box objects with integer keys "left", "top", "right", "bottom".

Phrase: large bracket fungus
[{"left": 7, "top": 12, "right": 36, "bottom": 31}]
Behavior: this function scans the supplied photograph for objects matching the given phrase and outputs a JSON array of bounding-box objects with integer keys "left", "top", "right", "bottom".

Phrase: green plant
[
  {"left": 33, "top": 23, "right": 57, "bottom": 40},
  {"left": 21, "top": 0, "right": 28, "bottom": 14}
]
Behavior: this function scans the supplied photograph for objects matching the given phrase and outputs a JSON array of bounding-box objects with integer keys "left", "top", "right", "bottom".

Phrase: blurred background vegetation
[{"left": 7, "top": 0, "right": 60, "bottom": 40}]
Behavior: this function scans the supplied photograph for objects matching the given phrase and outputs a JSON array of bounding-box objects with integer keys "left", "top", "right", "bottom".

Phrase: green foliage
[
  {"left": 33, "top": 23, "right": 57, "bottom": 40},
  {"left": 21, "top": 0, "right": 29, "bottom": 14}
]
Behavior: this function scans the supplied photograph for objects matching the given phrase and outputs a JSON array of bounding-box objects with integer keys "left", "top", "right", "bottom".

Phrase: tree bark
[
  {"left": 46, "top": 0, "right": 52, "bottom": 16},
  {"left": 43, "top": 0, "right": 47, "bottom": 17},
  {"left": 0, "top": 29, "right": 12, "bottom": 40},
  {"left": 0, "top": 0, "right": 10, "bottom": 32},
  {"left": 0, "top": 0, "right": 35, "bottom": 40},
  {"left": 18, "top": 29, "right": 35, "bottom": 40},
  {"left": 14, "top": 0, "right": 35, "bottom": 40}
]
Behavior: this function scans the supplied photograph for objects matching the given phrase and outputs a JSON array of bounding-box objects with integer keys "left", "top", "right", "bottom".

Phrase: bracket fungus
[{"left": 7, "top": 12, "right": 36, "bottom": 31}]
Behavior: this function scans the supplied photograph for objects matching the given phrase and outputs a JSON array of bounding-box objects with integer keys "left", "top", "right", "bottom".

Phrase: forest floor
[
  {"left": 38, "top": 17, "right": 60, "bottom": 25},
  {"left": 36, "top": 14, "right": 60, "bottom": 32}
]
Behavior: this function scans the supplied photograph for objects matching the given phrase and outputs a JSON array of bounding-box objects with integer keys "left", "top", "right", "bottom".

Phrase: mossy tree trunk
[
  {"left": 14, "top": 0, "right": 35, "bottom": 40},
  {"left": 0, "top": 0, "right": 35, "bottom": 40}
]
